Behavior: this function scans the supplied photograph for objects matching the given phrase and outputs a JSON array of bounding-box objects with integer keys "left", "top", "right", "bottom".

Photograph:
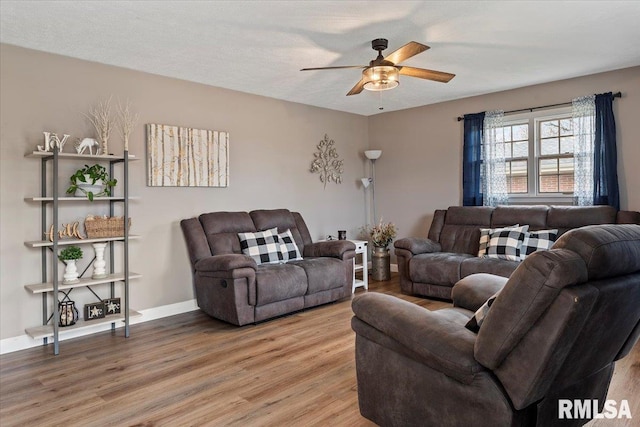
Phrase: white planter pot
[
  {"left": 74, "top": 175, "right": 104, "bottom": 197},
  {"left": 63, "top": 259, "right": 80, "bottom": 284}
]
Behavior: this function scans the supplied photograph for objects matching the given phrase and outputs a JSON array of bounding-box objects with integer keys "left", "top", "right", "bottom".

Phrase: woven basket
[{"left": 85, "top": 217, "right": 131, "bottom": 239}]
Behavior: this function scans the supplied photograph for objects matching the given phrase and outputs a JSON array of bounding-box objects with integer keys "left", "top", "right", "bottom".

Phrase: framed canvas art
[{"left": 147, "top": 123, "right": 229, "bottom": 187}]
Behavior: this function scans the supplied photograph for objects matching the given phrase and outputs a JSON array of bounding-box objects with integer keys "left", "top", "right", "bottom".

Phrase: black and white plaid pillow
[
  {"left": 465, "top": 291, "right": 500, "bottom": 333},
  {"left": 238, "top": 229, "right": 283, "bottom": 265},
  {"left": 478, "top": 224, "right": 520, "bottom": 257},
  {"left": 278, "top": 229, "right": 303, "bottom": 262},
  {"left": 520, "top": 229, "right": 558, "bottom": 260},
  {"left": 484, "top": 226, "right": 528, "bottom": 262}
]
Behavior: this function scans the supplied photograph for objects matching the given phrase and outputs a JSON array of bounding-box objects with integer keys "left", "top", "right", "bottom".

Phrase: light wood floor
[{"left": 1, "top": 274, "right": 638, "bottom": 426}]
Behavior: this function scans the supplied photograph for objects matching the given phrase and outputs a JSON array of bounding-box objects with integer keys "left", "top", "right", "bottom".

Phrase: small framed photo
[
  {"left": 85, "top": 302, "right": 106, "bottom": 321},
  {"left": 103, "top": 298, "right": 121, "bottom": 315}
]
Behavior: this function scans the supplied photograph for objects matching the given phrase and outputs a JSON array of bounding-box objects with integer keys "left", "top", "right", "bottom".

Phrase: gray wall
[
  {"left": 369, "top": 66, "right": 640, "bottom": 241},
  {"left": 0, "top": 44, "right": 369, "bottom": 341}
]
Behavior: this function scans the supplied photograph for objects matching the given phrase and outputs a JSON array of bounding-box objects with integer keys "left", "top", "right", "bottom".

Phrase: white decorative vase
[
  {"left": 92, "top": 242, "right": 108, "bottom": 279},
  {"left": 63, "top": 260, "right": 80, "bottom": 284},
  {"left": 74, "top": 175, "right": 104, "bottom": 197}
]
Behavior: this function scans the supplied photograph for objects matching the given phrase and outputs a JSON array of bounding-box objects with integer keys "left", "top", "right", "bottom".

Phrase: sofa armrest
[
  {"left": 393, "top": 237, "right": 441, "bottom": 255},
  {"left": 452, "top": 273, "right": 508, "bottom": 312},
  {"left": 195, "top": 254, "right": 257, "bottom": 273},
  {"left": 617, "top": 210, "right": 640, "bottom": 224},
  {"left": 304, "top": 240, "right": 356, "bottom": 260},
  {"left": 352, "top": 293, "right": 484, "bottom": 384}
]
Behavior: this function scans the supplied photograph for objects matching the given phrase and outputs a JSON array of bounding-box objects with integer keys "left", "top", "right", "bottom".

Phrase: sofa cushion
[
  {"left": 490, "top": 205, "right": 549, "bottom": 230},
  {"left": 409, "top": 253, "right": 474, "bottom": 287},
  {"left": 484, "top": 227, "right": 528, "bottom": 261},
  {"left": 478, "top": 224, "right": 520, "bottom": 257},
  {"left": 200, "top": 211, "right": 256, "bottom": 255},
  {"left": 255, "top": 263, "right": 307, "bottom": 305},
  {"left": 520, "top": 229, "right": 558, "bottom": 260},
  {"left": 460, "top": 257, "right": 519, "bottom": 279},
  {"left": 465, "top": 291, "right": 500, "bottom": 333},
  {"left": 238, "top": 229, "right": 283, "bottom": 265},
  {"left": 279, "top": 229, "right": 303, "bottom": 262},
  {"left": 290, "top": 257, "right": 346, "bottom": 293},
  {"left": 547, "top": 206, "right": 616, "bottom": 235}
]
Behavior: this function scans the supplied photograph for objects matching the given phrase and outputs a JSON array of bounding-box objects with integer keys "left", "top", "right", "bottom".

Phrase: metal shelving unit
[{"left": 24, "top": 149, "right": 140, "bottom": 355}]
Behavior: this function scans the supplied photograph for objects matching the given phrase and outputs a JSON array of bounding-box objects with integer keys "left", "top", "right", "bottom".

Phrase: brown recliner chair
[{"left": 352, "top": 224, "right": 640, "bottom": 427}]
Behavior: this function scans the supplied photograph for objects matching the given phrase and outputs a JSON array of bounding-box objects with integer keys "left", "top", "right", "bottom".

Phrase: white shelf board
[
  {"left": 25, "top": 196, "right": 140, "bottom": 202},
  {"left": 25, "top": 235, "right": 141, "bottom": 248},
  {"left": 25, "top": 310, "right": 141, "bottom": 340},
  {"left": 26, "top": 151, "right": 137, "bottom": 161},
  {"left": 25, "top": 272, "right": 142, "bottom": 294}
]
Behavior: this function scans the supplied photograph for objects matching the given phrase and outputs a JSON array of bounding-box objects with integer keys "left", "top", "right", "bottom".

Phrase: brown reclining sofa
[{"left": 394, "top": 205, "right": 640, "bottom": 300}]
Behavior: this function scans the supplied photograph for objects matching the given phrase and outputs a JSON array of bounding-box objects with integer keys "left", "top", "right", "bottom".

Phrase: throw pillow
[
  {"left": 477, "top": 224, "right": 520, "bottom": 257},
  {"left": 465, "top": 291, "right": 500, "bottom": 333},
  {"left": 520, "top": 229, "right": 558, "bottom": 260},
  {"left": 279, "top": 229, "right": 303, "bottom": 262},
  {"left": 238, "top": 229, "right": 283, "bottom": 265},
  {"left": 484, "top": 226, "right": 529, "bottom": 262}
]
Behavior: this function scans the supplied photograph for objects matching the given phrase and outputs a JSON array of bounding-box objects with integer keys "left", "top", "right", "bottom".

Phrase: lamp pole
[{"left": 371, "top": 158, "right": 377, "bottom": 224}]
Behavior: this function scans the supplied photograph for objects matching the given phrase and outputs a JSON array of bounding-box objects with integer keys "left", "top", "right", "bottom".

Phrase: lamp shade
[
  {"left": 361, "top": 177, "right": 371, "bottom": 188},
  {"left": 365, "top": 150, "right": 382, "bottom": 160},
  {"left": 363, "top": 66, "right": 399, "bottom": 91}
]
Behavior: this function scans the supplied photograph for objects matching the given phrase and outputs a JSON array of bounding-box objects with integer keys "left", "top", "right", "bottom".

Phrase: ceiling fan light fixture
[{"left": 362, "top": 65, "right": 399, "bottom": 91}]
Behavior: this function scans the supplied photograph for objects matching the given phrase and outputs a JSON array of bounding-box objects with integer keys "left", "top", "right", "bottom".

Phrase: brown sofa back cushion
[
  {"left": 199, "top": 211, "right": 256, "bottom": 255},
  {"left": 439, "top": 206, "right": 493, "bottom": 254},
  {"left": 490, "top": 205, "right": 548, "bottom": 230},
  {"left": 547, "top": 205, "right": 616, "bottom": 235},
  {"left": 250, "top": 209, "right": 311, "bottom": 255}
]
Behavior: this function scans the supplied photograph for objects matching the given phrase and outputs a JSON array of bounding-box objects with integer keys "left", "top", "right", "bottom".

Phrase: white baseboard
[{"left": 0, "top": 299, "right": 199, "bottom": 355}]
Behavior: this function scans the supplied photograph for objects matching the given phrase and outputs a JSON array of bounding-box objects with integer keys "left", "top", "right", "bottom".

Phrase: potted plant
[
  {"left": 59, "top": 246, "right": 83, "bottom": 284},
  {"left": 66, "top": 164, "right": 117, "bottom": 201},
  {"left": 365, "top": 218, "right": 397, "bottom": 249}
]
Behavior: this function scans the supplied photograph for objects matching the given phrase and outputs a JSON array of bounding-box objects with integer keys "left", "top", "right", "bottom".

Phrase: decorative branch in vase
[
  {"left": 83, "top": 96, "right": 114, "bottom": 155},
  {"left": 117, "top": 98, "right": 139, "bottom": 152}
]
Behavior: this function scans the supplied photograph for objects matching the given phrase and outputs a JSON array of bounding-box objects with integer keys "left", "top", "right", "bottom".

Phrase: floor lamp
[{"left": 362, "top": 150, "right": 382, "bottom": 224}]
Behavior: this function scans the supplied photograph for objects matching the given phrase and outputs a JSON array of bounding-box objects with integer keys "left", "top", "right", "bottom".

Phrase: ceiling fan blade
[
  {"left": 300, "top": 65, "right": 366, "bottom": 71},
  {"left": 384, "top": 42, "right": 430, "bottom": 65},
  {"left": 398, "top": 66, "right": 455, "bottom": 83},
  {"left": 346, "top": 78, "right": 366, "bottom": 96}
]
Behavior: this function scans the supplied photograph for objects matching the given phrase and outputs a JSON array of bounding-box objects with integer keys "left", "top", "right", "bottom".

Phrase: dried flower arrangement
[{"left": 364, "top": 218, "right": 397, "bottom": 248}]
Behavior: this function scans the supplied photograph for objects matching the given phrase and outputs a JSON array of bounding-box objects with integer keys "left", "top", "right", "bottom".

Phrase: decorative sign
[
  {"left": 85, "top": 302, "right": 106, "bottom": 320},
  {"left": 103, "top": 298, "right": 121, "bottom": 315},
  {"left": 45, "top": 222, "right": 85, "bottom": 242},
  {"left": 37, "top": 132, "right": 70, "bottom": 153},
  {"left": 146, "top": 123, "right": 229, "bottom": 187}
]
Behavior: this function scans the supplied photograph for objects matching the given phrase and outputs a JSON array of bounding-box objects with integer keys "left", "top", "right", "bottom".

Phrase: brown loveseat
[
  {"left": 353, "top": 224, "right": 640, "bottom": 426},
  {"left": 181, "top": 209, "right": 355, "bottom": 325},
  {"left": 394, "top": 205, "right": 640, "bottom": 300}
]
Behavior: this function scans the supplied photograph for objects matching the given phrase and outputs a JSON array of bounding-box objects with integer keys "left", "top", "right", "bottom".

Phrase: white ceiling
[{"left": 2, "top": 1, "right": 640, "bottom": 116}]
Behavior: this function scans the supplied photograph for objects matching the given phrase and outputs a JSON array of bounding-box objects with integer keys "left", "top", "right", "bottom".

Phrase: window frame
[{"left": 500, "top": 107, "right": 575, "bottom": 204}]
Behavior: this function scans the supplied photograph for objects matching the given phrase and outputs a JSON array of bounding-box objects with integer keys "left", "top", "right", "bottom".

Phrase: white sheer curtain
[
  {"left": 482, "top": 110, "right": 509, "bottom": 206},
  {"left": 572, "top": 95, "right": 595, "bottom": 206}
]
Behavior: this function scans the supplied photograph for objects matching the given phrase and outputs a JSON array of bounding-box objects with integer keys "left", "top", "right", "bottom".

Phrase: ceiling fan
[{"left": 301, "top": 38, "right": 455, "bottom": 96}]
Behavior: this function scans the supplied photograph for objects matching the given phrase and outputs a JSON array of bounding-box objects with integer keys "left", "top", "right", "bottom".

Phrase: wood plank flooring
[{"left": 1, "top": 274, "right": 638, "bottom": 426}]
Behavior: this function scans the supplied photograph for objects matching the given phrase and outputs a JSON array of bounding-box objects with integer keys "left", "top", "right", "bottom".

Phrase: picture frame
[
  {"left": 103, "top": 298, "right": 121, "bottom": 315},
  {"left": 84, "top": 302, "right": 106, "bottom": 321}
]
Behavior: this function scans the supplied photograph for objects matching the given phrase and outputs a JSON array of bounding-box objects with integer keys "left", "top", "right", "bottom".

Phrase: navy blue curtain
[
  {"left": 593, "top": 92, "right": 619, "bottom": 210},
  {"left": 463, "top": 112, "right": 485, "bottom": 206}
]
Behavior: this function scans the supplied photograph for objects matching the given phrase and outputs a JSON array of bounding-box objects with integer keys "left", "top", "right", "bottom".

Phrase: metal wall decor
[
  {"left": 310, "top": 134, "right": 343, "bottom": 188},
  {"left": 147, "top": 123, "right": 229, "bottom": 187}
]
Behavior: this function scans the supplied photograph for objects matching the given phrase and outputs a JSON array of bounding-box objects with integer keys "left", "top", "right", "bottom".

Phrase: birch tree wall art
[{"left": 146, "top": 124, "right": 229, "bottom": 187}]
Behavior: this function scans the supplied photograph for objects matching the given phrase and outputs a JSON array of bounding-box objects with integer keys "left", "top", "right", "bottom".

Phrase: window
[{"left": 499, "top": 108, "right": 576, "bottom": 201}]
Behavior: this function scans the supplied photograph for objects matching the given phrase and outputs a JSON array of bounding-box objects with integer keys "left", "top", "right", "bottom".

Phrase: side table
[{"left": 349, "top": 239, "right": 368, "bottom": 293}]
